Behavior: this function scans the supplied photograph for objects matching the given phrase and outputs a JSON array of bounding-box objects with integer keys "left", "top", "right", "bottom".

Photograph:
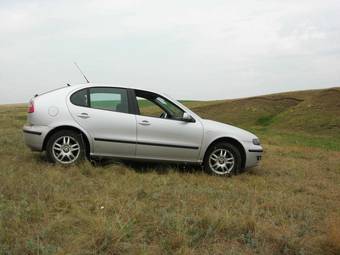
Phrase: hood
[{"left": 201, "top": 119, "right": 257, "bottom": 141}]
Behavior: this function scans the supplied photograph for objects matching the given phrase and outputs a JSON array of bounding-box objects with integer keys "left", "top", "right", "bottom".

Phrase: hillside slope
[{"left": 190, "top": 87, "right": 340, "bottom": 135}]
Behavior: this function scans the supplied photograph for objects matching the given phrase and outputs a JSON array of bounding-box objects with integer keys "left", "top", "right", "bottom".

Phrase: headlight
[{"left": 252, "top": 138, "right": 261, "bottom": 145}]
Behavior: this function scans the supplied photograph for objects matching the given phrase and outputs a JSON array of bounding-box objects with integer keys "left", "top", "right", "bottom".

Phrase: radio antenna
[{"left": 74, "top": 62, "right": 90, "bottom": 83}]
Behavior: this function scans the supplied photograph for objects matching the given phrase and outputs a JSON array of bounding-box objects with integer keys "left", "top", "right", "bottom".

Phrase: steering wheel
[{"left": 160, "top": 112, "right": 168, "bottom": 119}]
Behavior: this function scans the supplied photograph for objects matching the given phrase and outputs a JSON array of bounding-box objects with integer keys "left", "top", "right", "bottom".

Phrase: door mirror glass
[{"left": 182, "top": 112, "right": 194, "bottom": 122}]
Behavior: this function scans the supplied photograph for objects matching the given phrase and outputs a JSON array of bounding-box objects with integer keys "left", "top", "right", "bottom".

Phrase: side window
[
  {"left": 70, "top": 89, "right": 88, "bottom": 107},
  {"left": 135, "top": 89, "right": 185, "bottom": 120},
  {"left": 155, "top": 97, "right": 184, "bottom": 119},
  {"left": 137, "top": 96, "right": 164, "bottom": 118},
  {"left": 89, "top": 87, "right": 129, "bottom": 113}
]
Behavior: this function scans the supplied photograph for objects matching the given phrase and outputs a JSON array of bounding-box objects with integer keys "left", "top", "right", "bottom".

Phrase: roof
[{"left": 68, "top": 83, "right": 168, "bottom": 97}]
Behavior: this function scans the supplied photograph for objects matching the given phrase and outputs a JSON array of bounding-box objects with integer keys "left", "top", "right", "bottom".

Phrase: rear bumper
[{"left": 22, "top": 125, "right": 49, "bottom": 151}]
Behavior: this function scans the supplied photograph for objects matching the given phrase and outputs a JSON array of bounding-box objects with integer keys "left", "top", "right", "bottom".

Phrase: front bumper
[
  {"left": 22, "top": 125, "right": 49, "bottom": 151},
  {"left": 244, "top": 143, "right": 263, "bottom": 168}
]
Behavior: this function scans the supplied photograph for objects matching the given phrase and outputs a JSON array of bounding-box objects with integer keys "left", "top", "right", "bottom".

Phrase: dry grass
[
  {"left": 324, "top": 216, "right": 340, "bottom": 255},
  {"left": 1, "top": 89, "right": 340, "bottom": 254}
]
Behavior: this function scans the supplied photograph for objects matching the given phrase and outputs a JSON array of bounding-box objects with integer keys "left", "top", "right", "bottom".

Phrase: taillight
[{"left": 28, "top": 100, "right": 34, "bottom": 113}]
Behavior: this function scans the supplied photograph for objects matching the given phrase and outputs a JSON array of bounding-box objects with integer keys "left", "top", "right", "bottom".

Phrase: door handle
[
  {"left": 77, "top": 113, "right": 90, "bottom": 119},
  {"left": 139, "top": 120, "right": 150, "bottom": 126}
]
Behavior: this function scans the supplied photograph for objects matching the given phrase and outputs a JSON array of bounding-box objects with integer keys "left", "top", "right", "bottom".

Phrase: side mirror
[{"left": 182, "top": 112, "right": 195, "bottom": 122}]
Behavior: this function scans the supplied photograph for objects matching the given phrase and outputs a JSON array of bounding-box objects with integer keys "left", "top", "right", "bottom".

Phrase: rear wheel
[
  {"left": 204, "top": 142, "right": 241, "bottom": 176},
  {"left": 46, "top": 130, "right": 85, "bottom": 165}
]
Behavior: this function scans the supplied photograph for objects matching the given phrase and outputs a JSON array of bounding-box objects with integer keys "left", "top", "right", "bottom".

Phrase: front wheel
[
  {"left": 204, "top": 142, "right": 241, "bottom": 176},
  {"left": 46, "top": 130, "right": 85, "bottom": 165}
]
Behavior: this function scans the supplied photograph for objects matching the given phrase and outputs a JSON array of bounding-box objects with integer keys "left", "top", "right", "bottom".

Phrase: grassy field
[{"left": 1, "top": 88, "right": 340, "bottom": 254}]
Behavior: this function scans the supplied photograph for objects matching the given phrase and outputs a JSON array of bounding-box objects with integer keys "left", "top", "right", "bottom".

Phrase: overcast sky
[{"left": 1, "top": 0, "right": 340, "bottom": 104}]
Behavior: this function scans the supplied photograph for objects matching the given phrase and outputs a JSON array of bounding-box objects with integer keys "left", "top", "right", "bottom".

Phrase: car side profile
[{"left": 23, "top": 84, "right": 263, "bottom": 175}]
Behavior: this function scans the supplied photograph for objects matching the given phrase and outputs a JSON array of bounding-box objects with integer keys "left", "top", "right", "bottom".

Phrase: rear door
[{"left": 67, "top": 87, "right": 137, "bottom": 158}]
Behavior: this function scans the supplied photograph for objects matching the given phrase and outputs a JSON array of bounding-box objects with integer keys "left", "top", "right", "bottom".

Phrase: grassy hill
[
  {"left": 190, "top": 87, "right": 340, "bottom": 135},
  {"left": 185, "top": 87, "right": 340, "bottom": 151},
  {"left": 0, "top": 88, "right": 340, "bottom": 254}
]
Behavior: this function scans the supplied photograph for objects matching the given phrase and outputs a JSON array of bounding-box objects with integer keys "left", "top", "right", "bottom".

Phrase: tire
[
  {"left": 46, "top": 130, "right": 85, "bottom": 165},
  {"left": 203, "top": 142, "right": 242, "bottom": 176}
]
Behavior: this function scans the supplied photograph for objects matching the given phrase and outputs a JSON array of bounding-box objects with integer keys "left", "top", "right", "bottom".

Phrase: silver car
[{"left": 23, "top": 84, "right": 263, "bottom": 175}]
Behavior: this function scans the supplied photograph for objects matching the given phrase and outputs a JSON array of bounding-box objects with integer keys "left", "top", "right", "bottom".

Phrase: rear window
[
  {"left": 70, "top": 89, "right": 88, "bottom": 107},
  {"left": 38, "top": 86, "right": 68, "bottom": 97}
]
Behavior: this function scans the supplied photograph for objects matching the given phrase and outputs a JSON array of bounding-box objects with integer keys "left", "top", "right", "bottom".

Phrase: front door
[
  {"left": 67, "top": 87, "right": 137, "bottom": 158},
  {"left": 134, "top": 90, "right": 203, "bottom": 162}
]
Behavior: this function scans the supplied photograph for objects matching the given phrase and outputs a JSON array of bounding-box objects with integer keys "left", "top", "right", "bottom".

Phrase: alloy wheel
[
  {"left": 208, "top": 148, "right": 235, "bottom": 175},
  {"left": 52, "top": 136, "right": 80, "bottom": 164}
]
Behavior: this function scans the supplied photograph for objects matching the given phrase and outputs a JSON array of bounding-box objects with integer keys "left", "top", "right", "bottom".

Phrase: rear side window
[
  {"left": 70, "top": 89, "right": 88, "bottom": 107},
  {"left": 89, "top": 87, "right": 129, "bottom": 113}
]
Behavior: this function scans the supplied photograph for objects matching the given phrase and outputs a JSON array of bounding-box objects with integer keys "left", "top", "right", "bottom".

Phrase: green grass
[
  {"left": 255, "top": 115, "right": 276, "bottom": 126},
  {"left": 266, "top": 131, "right": 340, "bottom": 151},
  {"left": 1, "top": 88, "right": 340, "bottom": 254}
]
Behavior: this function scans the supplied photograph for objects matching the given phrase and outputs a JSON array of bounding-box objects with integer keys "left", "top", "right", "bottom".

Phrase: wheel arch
[
  {"left": 42, "top": 125, "right": 91, "bottom": 158},
  {"left": 204, "top": 137, "right": 246, "bottom": 169}
]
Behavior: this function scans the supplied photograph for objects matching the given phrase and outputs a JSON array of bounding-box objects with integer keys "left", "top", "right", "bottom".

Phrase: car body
[{"left": 23, "top": 83, "right": 262, "bottom": 175}]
